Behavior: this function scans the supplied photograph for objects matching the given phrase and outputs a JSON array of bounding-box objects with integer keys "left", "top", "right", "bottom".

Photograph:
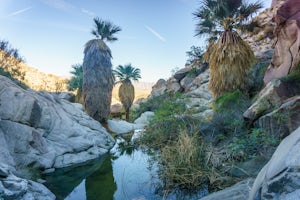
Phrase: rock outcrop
[
  {"left": 149, "top": 61, "right": 213, "bottom": 118},
  {"left": 263, "top": 0, "right": 300, "bottom": 84},
  {"left": 249, "top": 126, "right": 300, "bottom": 199},
  {"left": 201, "top": 179, "right": 254, "bottom": 200},
  {"left": 244, "top": 77, "right": 300, "bottom": 137},
  {"left": 0, "top": 75, "right": 115, "bottom": 198}
]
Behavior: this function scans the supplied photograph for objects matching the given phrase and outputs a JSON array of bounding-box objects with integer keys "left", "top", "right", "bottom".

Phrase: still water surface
[{"left": 44, "top": 138, "right": 207, "bottom": 200}]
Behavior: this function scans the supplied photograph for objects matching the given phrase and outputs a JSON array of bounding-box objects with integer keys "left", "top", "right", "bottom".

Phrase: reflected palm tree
[
  {"left": 86, "top": 156, "right": 116, "bottom": 200},
  {"left": 43, "top": 156, "right": 107, "bottom": 200}
]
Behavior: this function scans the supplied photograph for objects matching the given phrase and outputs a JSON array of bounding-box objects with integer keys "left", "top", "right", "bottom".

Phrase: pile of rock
[{"left": 149, "top": 59, "right": 213, "bottom": 118}]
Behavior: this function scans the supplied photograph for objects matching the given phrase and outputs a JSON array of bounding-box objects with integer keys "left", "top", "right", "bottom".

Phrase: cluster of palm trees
[
  {"left": 80, "top": 0, "right": 262, "bottom": 122},
  {"left": 194, "top": 0, "right": 263, "bottom": 98},
  {"left": 82, "top": 18, "right": 141, "bottom": 123}
]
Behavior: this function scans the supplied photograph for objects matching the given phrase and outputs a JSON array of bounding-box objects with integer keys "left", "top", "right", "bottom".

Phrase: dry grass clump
[
  {"left": 209, "top": 31, "right": 256, "bottom": 98},
  {"left": 159, "top": 131, "right": 209, "bottom": 191}
]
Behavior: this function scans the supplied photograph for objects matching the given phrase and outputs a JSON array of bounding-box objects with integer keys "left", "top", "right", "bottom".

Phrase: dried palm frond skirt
[{"left": 209, "top": 31, "right": 256, "bottom": 98}]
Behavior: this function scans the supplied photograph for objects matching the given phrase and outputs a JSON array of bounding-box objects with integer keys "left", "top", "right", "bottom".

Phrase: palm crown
[
  {"left": 113, "top": 64, "right": 141, "bottom": 83},
  {"left": 194, "top": 0, "right": 263, "bottom": 40},
  {"left": 91, "top": 18, "right": 122, "bottom": 42}
]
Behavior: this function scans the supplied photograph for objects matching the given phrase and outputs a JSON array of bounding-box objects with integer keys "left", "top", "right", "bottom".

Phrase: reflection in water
[
  {"left": 44, "top": 138, "right": 207, "bottom": 200},
  {"left": 86, "top": 156, "right": 116, "bottom": 200},
  {"left": 44, "top": 156, "right": 107, "bottom": 200}
]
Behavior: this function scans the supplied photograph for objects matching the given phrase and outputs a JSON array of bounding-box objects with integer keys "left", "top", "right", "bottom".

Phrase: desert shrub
[
  {"left": 130, "top": 92, "right": 184, "bottom": 122},
  {"left": 228, "top": 128, "right": 279, "bottom": 161},
  {"left": 159, "top": 131, "right": 209, "bottom": 191},
  {"left": 141, "top": 115, "right": 200, "bottom": 149}
]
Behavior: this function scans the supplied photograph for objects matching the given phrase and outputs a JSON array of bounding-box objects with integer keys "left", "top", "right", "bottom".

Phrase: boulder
[
  {"left": 263, "top": 0, "right": 300, "bottom": 84},
  {"left": 0, "top": 75, "right": 115, "bottom": 170},
  {"left": 201, "top": 178, "right": 254, "bottom": 200},
  {"left": 0, "top": 174, "right": 55, "bottom": 200},
  {"left": 180, "top": 76, "right": 194, "bottom": 91},
  {"left": 254, "top": 95, "right": 300, "bottom": 138},
  {"left": 166, "top": 77, "right": 182, "bottom": 93},
  {"left": 173, "top": 67, "right": 190, "bottom": 81},
  {"left": 107, "top": 120, "right": 141, "bottom": 135},
  {"left": 134, "top": 111, "right": 155, "bottom": 126},
  {"left": 243, "top": 79, "right": 292, "bottom": 122},
  {"left": 249, "top": 126, "right": 300, "bottom": 199},
  {"left": 185, "top": 82, "right": 212, "bottom": 100},
  {"left": 150, "top": 79, "right": 167, "bottom": 97},
  {"left": 186, "top": 69, "right": 210, "bottom": 92}
]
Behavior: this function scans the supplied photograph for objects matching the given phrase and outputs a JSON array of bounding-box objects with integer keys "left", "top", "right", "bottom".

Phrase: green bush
[{"left": 228, "top": 128, "right": 279, "bottom": 161}]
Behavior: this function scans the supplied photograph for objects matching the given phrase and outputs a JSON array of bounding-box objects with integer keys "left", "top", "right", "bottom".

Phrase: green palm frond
[
  {"left": 113, "top": 64, "right": 141, "bottom": 83},
  {"left": 238, "top": 1, "right": 263, "bottom": 21},
  {"left": 91, "top": 18, "right": 121, "bottom": 42},
  {"left": 194, "top": 0, "right": 263, "bottom": 39}
]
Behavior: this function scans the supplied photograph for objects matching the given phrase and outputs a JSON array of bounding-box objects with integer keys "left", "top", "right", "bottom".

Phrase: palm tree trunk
[
  {"left": 83, "top": 39, "right": 114, "bottom": 123},
  {"left": 125, "top": 108, "right": 130, "bottom": 122}
]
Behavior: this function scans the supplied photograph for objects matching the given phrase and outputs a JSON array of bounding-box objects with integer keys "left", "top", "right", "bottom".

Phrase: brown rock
[{"left": 263, "top": 0, "right": 300, "bottom": 84}]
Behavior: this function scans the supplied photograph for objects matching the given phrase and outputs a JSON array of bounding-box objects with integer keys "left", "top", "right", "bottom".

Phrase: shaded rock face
[
  {"left": 263, "top": 0, "right": 300, "bottom": 84},
  {"left": 255, "top": 96, "right": 300, "bottom": 138},
  {"left": 249, "top": 126, "right": 300, "bottom": 200},
  {"left": 0, "top": 75, "right": 115, "bottom": 171},
  {"left": 243, "top": 79, "right": 300, "bottom": 122},
  {"left": 0, "top": 174, "right": 55, "bottom": 200},
  {"left": 201, "top": 179, "right": 254, "bottom": 200}
]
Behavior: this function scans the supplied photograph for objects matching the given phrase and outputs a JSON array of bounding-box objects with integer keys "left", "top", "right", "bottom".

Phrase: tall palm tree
[
  {"left": 113, "top": 64, "right": 141, "bottom": 122},
  {"left": 83, "top": 18, "right": 121, "bottom": 123},
  {"left": 194, "top": 0, "right": 263, "bottom": 97}
]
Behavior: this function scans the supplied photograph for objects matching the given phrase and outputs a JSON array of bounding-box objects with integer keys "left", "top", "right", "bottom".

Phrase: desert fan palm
[
  {"left": 113, "top": 64, "right": 141, "bottom": 121},
  {"left": 83, "top": 18, "right": 121, "bottom": 123},
  {"left": 194, "top": 0, "right": 262, "bottom": 97}
]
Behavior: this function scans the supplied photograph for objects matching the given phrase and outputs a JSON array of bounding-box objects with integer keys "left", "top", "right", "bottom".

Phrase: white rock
[{"left": 134, "top": 111, "right": 155, "bottom": 126}]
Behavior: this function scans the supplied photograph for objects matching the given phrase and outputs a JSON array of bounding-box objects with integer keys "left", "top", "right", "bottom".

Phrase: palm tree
[
  {"left": 194, "top": 0, "right": 263, "bottom": 97},
  {"left": 83, "top": 18, "right": 121, "bottom": 123},
  {"left": 113, "top": 64, "right": 141, "bottom": 121},
  {"left": 68, "top": 64, "right": 83, "bottom": 103}
]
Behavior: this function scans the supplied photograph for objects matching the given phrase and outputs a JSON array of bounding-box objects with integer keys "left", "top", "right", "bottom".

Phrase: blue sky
[{"left": 1, "top": 0, "right": 272, "bottom": 82}]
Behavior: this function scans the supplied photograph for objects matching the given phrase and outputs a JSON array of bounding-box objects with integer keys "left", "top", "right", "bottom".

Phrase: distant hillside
[
  {"left": 0, "top": 51, "right": 153, "bottom": 103},
  {"left": 0, "top": 50, "right": 69, "bottom": 92}
]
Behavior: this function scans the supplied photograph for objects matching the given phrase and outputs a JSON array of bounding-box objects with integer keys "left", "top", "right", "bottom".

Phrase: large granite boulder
[
  {"left": 173, "top": 67, "right": 190, "bottom": 81},
  {"left": 249, "top": 126, "right": 300, "bottom": 199},
  {"left": 0, "top": 75, "right": 115, "bottom": 171},
  {"left": 263, "top": 0, "right": 300, "bottom": 84},
  {"left": 150, "top": 79, "right": 167, "bottom": 97},
  {"left": 0, "top": 173, "right": 55, "bottom": 200},
  {"left": 243, "top": 79, "right": 294, "bottom": 122},
  {"left": 201, "top": 179, "right": 254, "bottom": 200},
  {"left": 166, "top": 77, "right": 182, "bottom": 93},
  {"left": 254, "top": 95, "right": 300, "bottom": 138}
]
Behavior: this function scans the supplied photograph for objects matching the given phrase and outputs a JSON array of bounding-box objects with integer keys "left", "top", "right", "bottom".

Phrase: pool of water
[{"left": 44, "top": 137, "right": 207, "bottom": 200}]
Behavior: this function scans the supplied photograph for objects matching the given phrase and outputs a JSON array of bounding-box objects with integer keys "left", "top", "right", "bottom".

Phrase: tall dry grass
[{"left": 160, "top": 131, "right": 209, "bottom": 190}]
